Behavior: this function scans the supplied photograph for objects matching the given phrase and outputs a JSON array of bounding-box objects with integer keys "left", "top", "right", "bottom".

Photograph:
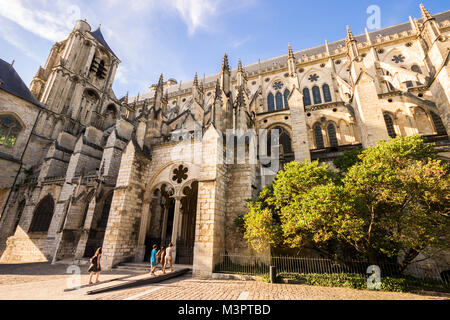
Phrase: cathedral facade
[{"left": 0, "top": 5, "right": 449, "bottom": 277}]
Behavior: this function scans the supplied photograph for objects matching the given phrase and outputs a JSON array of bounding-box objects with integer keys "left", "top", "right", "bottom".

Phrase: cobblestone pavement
[{"left": 0, "top": 263, "right": 448, "bottom": 300}]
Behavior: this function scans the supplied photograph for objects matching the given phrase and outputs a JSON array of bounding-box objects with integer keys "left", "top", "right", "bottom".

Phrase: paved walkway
[{"left": 0, "top": 263, "right": 448, "bottom": 300}]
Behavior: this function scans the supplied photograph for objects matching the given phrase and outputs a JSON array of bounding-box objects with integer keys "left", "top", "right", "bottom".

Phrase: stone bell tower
[{"left": 30, "top": 20, "right": 121, "bottom": 126}]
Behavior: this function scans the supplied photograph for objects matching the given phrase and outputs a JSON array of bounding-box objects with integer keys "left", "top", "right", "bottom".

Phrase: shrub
[{"left": 277, "top": 272, "right": 449, "bottom": 293}]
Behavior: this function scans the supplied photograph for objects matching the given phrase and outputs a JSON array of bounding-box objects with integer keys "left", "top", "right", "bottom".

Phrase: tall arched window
[
  {"left": 267, "top": 126, "right": 294, "bottom": 170},
  {"left": 98, "top": 192, "right": 113, "bottom": 229},
  {"left": 312, "top": 86, "right": 322, "bottom": 105},
  {"left": 275, "top": 92, "right": 284, "bottom": 110},
  {"left": 29, "top": 195, "right": 55, "bottom": 233},
  {"left": 430, "top": 111, "right": 447, "bottom": 135},
  {"left": 283, "top": 89, "right": 290, "bottom": 109},
  {"left": 314, "top": 124, "right": 325, "bottom": 149},
  {"left": 323, "top": 84, "right": 332, "bottom": 103},
  {"left": 327, "top": 123, "right": 339, "bottom": 147},
  {"left": 268, "top": 93, "right": 275, "bottom": 111},
  {"left": 303, "top": 88, "right": 311, "bottom": 106},
  {"left": 13, "top": 200, "right": 26, "bottom": 234},
  {"left": 383, "top": 113, "right": 397, "bottom": 138},
  {"left": 0, "top": 115, "right": 23, "bottom": 148},
  {"left": 96, "top": 60, "right": 106, "bottom": 79}
]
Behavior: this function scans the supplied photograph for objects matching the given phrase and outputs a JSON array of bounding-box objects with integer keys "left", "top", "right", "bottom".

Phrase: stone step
[{"left": 86, "top": 268, "right": 192, "bottom": 295}]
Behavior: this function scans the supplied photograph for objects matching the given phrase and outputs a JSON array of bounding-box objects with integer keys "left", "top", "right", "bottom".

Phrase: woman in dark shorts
[{"left": 88, "top": 247, "right": 102, "bottom": 284}]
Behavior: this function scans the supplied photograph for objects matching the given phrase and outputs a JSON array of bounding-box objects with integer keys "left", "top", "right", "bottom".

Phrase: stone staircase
[{"left": 113, "top": 262, "right": 152, "bottom": 273}]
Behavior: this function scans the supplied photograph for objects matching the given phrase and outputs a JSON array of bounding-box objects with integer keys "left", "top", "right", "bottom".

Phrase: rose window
[
  {"left": 172, "top": 165, "right": 189, "bottom": 184},
  {"left": 308, "top": 74, "right": 319, "bottom": 82}
]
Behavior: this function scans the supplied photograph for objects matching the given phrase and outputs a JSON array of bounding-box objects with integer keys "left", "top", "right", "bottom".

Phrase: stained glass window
[
  {"left": 384, "top": 113, "right": 397, "bottom": 138},
  {"left": 283, "top": 89, "right": 290, "bottom": 109},
  {"left": 308, "top": 74, "right": 319, "bottom": 82},
  {"left": 323, "top": 84, "right": 332, "bottom": 103},
  {"left": 268, "top": 93, "right": 275, "bottom": 111},
  {"left": 0, "top": 115, "right": 22, "bottom": 148},
  {"left": 327, "top": 123, "right": 339, "bottom": 147},
  {"left": 276, "top": 92, "right": 284, "bottom": 110},
  {"left": 312, "top": 86, "right": 322, "bottom": 105},
  {"left": 314, "top": 124, "right": 325, "bottom": 149},
  {"left": 303, "top": 88, "right": 311, "bottom": 106},
  {"left": 392, "top": 54, "right": 405, "bottom": 64},
  {"left": 273, "top": 81, "right": 284, "bottom": 90}
]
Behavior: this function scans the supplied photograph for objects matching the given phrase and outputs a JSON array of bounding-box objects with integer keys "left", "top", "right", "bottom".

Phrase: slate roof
[
  {"left": 0, "top": 58, "right": 41, "bottom": 106},
  {"left": 130, "top": 9, "right": 450, "bottom": 104},
  {"left": 90, "top": 27, "right": 118, "bottom": 59}
]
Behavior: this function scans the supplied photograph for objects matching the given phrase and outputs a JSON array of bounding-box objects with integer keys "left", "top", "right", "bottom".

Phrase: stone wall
[{"left": 102, "top": 142, "right": 151, "bottom": 269}]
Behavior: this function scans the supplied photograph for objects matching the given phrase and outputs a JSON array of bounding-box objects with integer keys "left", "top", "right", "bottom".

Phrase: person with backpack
[{"left": 88, "top": 247, "right": 102, "bottom": 284}]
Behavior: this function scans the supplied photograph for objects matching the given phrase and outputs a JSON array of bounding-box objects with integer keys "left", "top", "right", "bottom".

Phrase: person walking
[
  {"left": 158, "top": 246, "right": 166, "bottom": 268},
  {"left": 88, "top": 247, "right": 102, "bottom": 284},
  {"left": 162, "top": 243, "right": 174, "bottom": 274},
  {"left": 149, "top": 244, "right": 158, "bottom": 275}
]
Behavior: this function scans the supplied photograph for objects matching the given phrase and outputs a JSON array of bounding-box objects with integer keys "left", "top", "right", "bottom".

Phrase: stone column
[
  {"left": 288, "top": 87, "right": 311, "bottom": 162},
  {"left": 171, "top": 196, "right": 183, "bottom": 263},
  {"left": 135, "top": 198, "right": 153, "bottom": 262},
  {"left": 192, "top": 125, "right": 226, "bottom": 278},
  {"left": 160, "top": 206, "right": 169, "bottom": 244}
]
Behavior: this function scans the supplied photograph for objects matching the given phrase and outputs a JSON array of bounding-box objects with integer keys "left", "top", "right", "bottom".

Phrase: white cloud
[
  {"left": 0, "top": 0, "right": 81, "bottom": 42},
  {"left": 0, "top": 16, "right": 42, "bottom": 62},
  {"left": 0, "top": 0, "right": 257, "bottom": 96},
  {"left": 172, "top": 0, "right": 218, "bottom": 35}
]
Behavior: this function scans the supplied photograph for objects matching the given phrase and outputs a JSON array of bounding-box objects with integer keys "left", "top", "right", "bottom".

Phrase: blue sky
[{"left": 0, "top": 0, "right": 448, "bottom": 99}]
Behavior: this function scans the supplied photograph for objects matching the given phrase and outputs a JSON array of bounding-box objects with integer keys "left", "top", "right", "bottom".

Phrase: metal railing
[{"left": 214, "top": 254, "right": 449, "bottom": 288}]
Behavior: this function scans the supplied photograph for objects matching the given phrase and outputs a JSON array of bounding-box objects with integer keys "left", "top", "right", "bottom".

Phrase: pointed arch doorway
[
  {"left": 177, "top": 181, "right": 199, "bottom": 265},
  {"left": 143, "top": 180, "right": 199, "bottom": 265},
  {"left": 144, "top": 184, "right": 176, "bottom": 262}
]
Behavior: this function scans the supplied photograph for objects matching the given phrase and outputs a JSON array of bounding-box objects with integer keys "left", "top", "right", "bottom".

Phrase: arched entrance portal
[
  {"left": 144, "top": 184, "right": 175, "bottom": 261},
  {"left": 177, "top": 181, "right": 199, "bottom": 265},
  {"left": 144, "top": 180, "right": 199, "bottom": 265}
]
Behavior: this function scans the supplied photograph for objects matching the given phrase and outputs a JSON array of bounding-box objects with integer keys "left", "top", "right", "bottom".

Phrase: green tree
[
  {"left": 244, "top": 161, "right": 342, "bottom": 257},
  {"left": 243, "top": 136, "right": 450, "bottom": 270},
  {"left": 333, "top": 148, "right": 363, "bottom": 173},
  {"left": 339, "top": 136, "right": 449, "bottom": 267}
]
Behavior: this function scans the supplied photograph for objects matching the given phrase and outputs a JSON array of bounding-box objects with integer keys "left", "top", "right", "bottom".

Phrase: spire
[
  {"left": 288, "top": 43, "right": 295, "bottom": 59},
  {"left": 157, "top": 73, "right": 164, "bottom": 88},
  {"left": 193, "top": 72, "right": 199, "bottom": 87},
  {"left": 324, "top": 40, "right": 330, "bottom": 56},
  {"left": 420, "top": 3, "right": 433, "bottom": 22},
  {"left": 346, "top": 25, "right": 355, "bottom": 43},
  {"left": 409, "top": 16, "right": 419, "bottom": 34},
  {"left": 238, "top": 58, "right": 243, "bottom": 72},
  {"left": 365, "top": 28, "right": 372, "bottom": 45},
  {"left": 221, "top": 53, "right": 230, "bottom": 73}
]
